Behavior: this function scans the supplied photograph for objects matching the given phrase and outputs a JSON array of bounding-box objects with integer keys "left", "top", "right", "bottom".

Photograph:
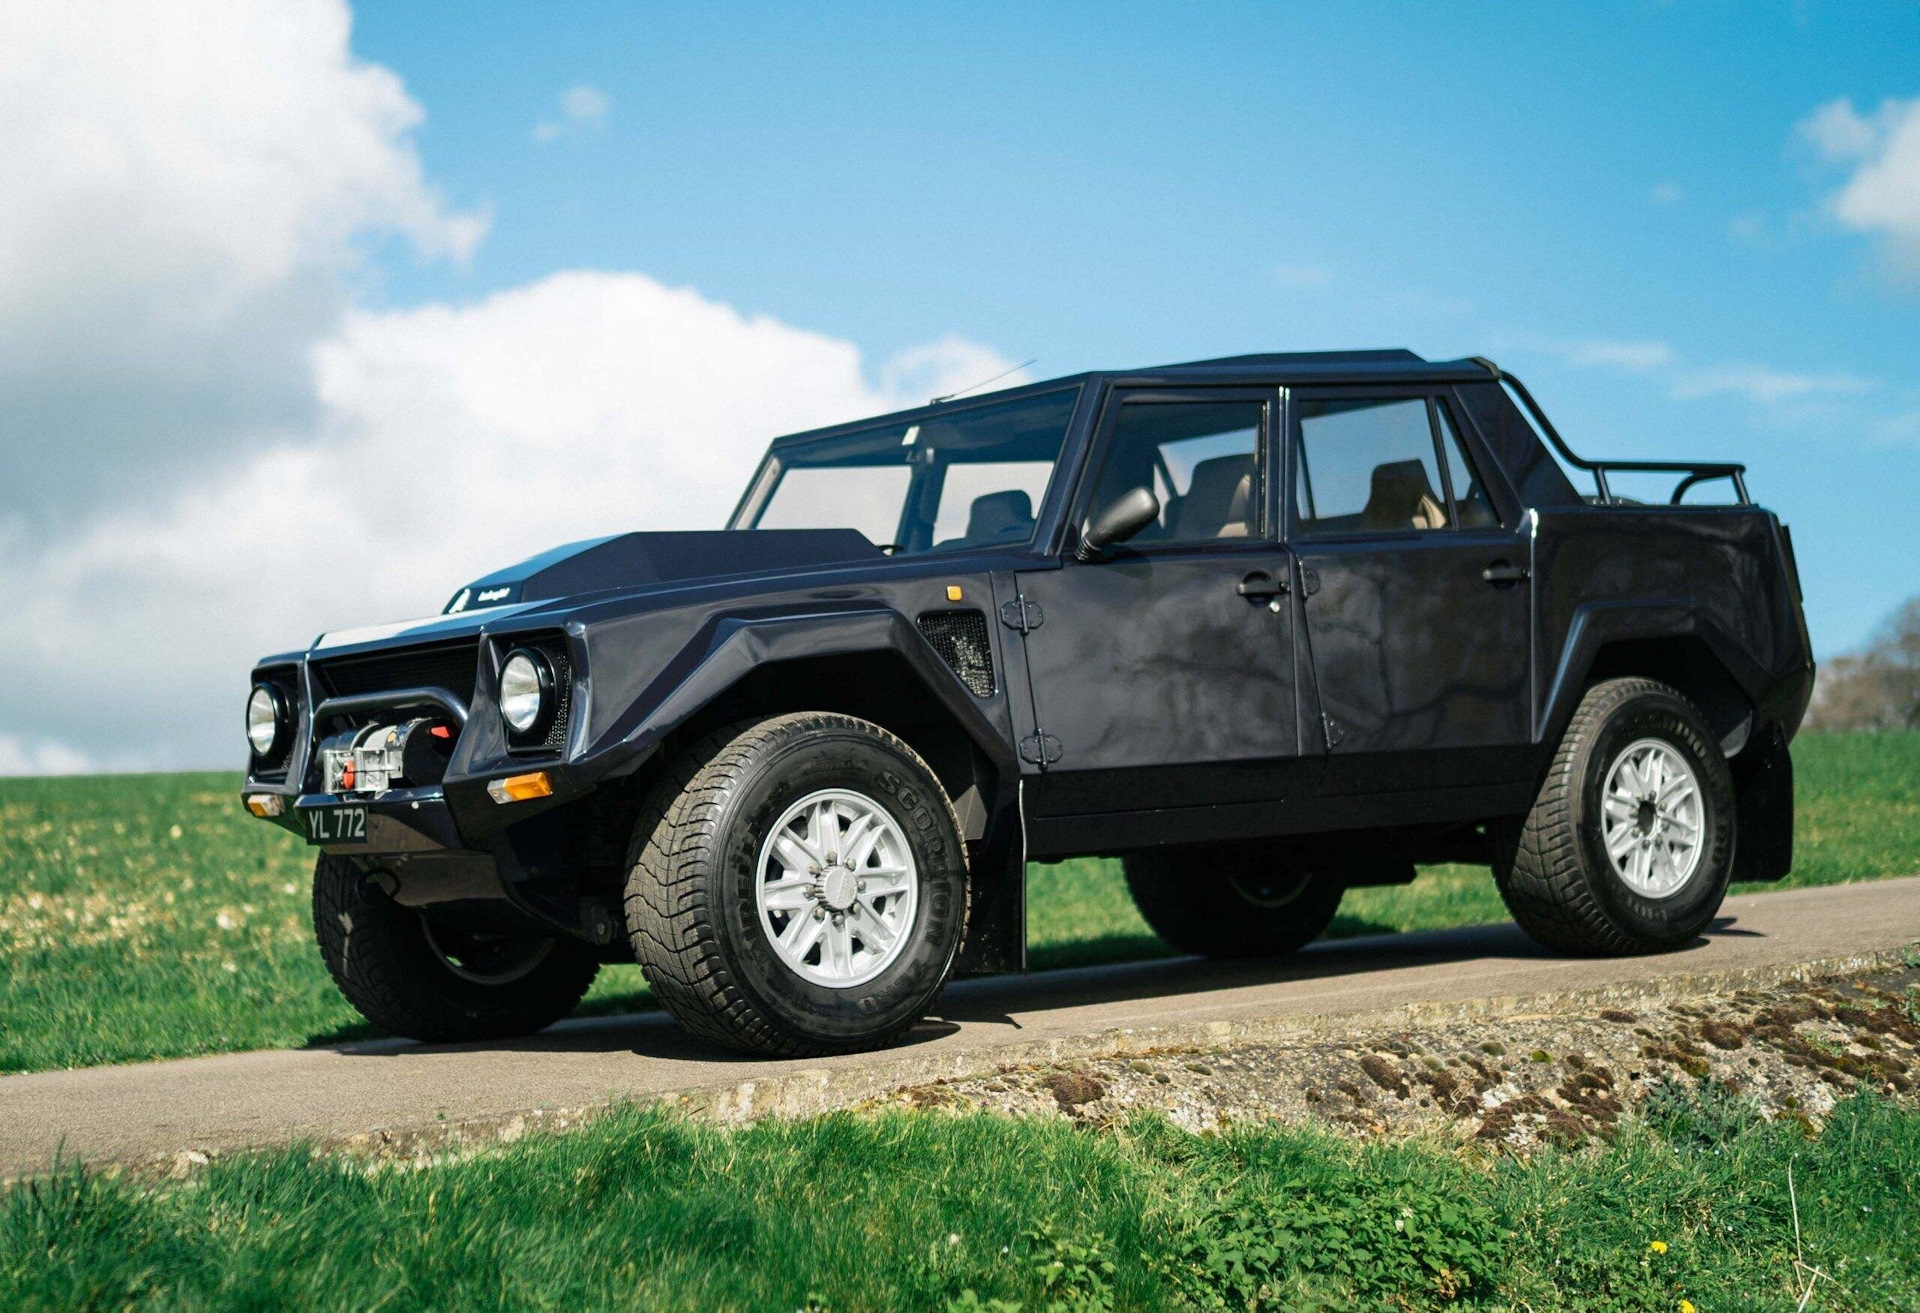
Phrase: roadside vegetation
[
  {"left": 4, "top": 1082, "right": 1917, "bottom": 1309},
  {"left": 2, "top": 731, "right": 1917, "bottom": 1074}
]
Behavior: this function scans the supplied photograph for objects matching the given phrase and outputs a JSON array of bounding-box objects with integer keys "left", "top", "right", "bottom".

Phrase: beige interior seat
[
  {"left": 1362, "top": 459, "right": 1448, "bottom": 531},
  {"left": 1172, "top": 454, "right": 1255, "bottom": 539}
]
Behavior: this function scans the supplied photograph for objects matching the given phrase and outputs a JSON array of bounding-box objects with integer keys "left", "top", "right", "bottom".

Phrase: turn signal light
[
  {"left": 487, "top": 771, "right": 554, "bottom": 804},
  {"left": 244, "top": 794, "right": 285, "bottom": 818}
]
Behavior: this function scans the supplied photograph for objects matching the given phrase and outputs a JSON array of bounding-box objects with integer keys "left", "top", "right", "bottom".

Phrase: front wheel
[
  {"left": 1495, "top": 677, "right": 1735, "bottom": 955},
  {"left": 624, "top": 713, "right": 968, "bottom": 1057},
  {"left": 311, "top": 855, "right": 600, "bottom": 1042},
  {"left": 1123, "top": 843, "right": 1346, "bottom": 958}
]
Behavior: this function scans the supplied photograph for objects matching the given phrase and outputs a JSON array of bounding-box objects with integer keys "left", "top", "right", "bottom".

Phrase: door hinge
[
  {"left": 1322, "top": 715, "right": 1344, "bottom": 749},
  {"left": 1301, "top": 567, "right": 1321, "bottom": 597},
  {"left": 1000, "top": 597, "right": 1045, "bottom": 633},
  {"left": 1018, "top": 732, "right": 1063, "bottom": 767}
]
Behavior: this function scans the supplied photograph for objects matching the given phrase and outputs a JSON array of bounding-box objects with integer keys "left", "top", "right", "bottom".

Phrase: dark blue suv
[{"left": 242, "top": 350, "right": 1812, "bottom": 1055}]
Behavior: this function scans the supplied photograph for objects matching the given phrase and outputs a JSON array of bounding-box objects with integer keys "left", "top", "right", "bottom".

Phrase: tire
[
  {"left": 624, "top": 713, "right": 968, "bottom": 1057},
  {"left": 311, "top": 854, "right": 601, "bottom": 1043},
  {"left": 1495, "top": 677, "right": 1735, "bottom": 955},
  {"left": 1122, "top": 842, "right": 1346, "bottom": 958}
]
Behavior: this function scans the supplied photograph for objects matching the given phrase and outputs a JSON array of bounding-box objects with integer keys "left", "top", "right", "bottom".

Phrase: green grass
[
  {"left": 2, "top": 731, "right": 1916, "bottom": 1074},
  {"left": 5, "top": 1083, "right": 1918, "bottom": 1309}
]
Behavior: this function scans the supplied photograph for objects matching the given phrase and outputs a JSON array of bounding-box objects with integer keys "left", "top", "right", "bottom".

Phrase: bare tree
[{"left": 1805, "top": 598, "right": 1920, "bottom": 731}]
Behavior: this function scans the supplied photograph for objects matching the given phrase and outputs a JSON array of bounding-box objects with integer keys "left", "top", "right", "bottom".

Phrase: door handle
[
  {"left": 1482, "top": 561, "right": 1530, "bottom": 584},
  {"left": 1237, "top": 570, "right": 1288, "bottom": 600}
]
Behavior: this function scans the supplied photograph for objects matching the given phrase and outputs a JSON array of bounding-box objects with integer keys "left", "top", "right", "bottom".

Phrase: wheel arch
[
  {"left": 1540, "top": 602, "right": 1763, "bottom": 756},
  {"left": 1537, "top": 610, "right": 1792, "bottom": 886},
  {"left": 585, "top": 610, "right": 1029, "bottom": 975}
]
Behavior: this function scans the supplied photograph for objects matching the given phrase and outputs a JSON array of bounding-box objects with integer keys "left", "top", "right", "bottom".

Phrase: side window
[
  {"left": 1293, "top": 398, "right": 1450, "bottom": 534},
  {"left": 1433, "top": 401, "right": 1500, "bottom": 528},
  {"left": 1083, "top": 400, "right": 1264, "bottom": 545}
]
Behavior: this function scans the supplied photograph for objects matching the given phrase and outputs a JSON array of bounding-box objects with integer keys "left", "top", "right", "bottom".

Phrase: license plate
[{"left": 304, "top": 805, "right": 367, "bottom": 845}]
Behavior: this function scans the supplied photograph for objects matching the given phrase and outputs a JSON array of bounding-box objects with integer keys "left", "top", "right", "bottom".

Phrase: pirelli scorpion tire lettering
[
  {"left": 624, "top": 712, "right": 969, "bottom": 1057},
  {"left": 311, "top": 854, "right": 601, "bottom": 1043},
  {"left": 1496, "top": 676, "right": 1736, "bottom": 955},
  {"left": 1122, "top": 842, "right": 1346, "bottom": 959}
]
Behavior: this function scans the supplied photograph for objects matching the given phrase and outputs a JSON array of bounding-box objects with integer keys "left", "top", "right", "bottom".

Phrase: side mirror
[{"left": 1075, "top": 486, "right": 1161, "bottom": 562}]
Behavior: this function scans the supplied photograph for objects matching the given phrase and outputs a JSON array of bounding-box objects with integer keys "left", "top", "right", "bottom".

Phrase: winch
[{"left": 318, "top": 718, "right": 455, "bottom": 795}]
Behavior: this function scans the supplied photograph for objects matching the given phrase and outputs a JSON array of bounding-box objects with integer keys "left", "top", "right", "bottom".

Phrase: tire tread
[
  {"left": 1496, "top": 677, "right": 1704, "bottom": 954},
  {"left": 623, "top": 712, "right": 963, "bottom": 1057}
]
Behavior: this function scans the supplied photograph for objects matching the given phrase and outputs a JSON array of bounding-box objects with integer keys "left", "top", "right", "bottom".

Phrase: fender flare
[
  {"left": 586, "top": 606, "right": 1029, "bottom": 975},
  {"left": 1536, "top": 598, "right": 1766, "bottom": 748},
  {"left": 592, "top": 607, "right": 1019, "bottom": 774}
]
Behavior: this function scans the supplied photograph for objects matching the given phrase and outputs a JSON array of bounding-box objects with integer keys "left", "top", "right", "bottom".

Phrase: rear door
[
  {"left": 1012, "top": 387, "right": 1308, "bottom": 841},
  {"left": 1287, "top": 387, "right": 1533, "bottom": 794}
]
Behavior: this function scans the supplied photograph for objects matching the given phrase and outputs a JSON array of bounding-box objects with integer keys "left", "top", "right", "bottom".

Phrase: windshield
[{"left": 736, "top": 388, "right": 1079, "bottom": 555}]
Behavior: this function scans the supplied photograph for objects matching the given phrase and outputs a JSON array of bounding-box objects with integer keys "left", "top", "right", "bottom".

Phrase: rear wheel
[
  {"left": 624, "top": 713, "right": 968, "bottom": 1056},
  {"left": 311, "top": 855, "right": 600, "bottom": 1042},
  {"left": 1123, "top": 842, "right": 1345, "bottom": 958},
  {"left": 1495, "top": 677, "right": 1735, "bottom": 954}
]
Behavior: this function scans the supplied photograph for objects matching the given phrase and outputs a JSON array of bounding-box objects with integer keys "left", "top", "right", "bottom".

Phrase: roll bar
[{"left": 1469, "top": 359, "right": 1752, "bottom": 507}]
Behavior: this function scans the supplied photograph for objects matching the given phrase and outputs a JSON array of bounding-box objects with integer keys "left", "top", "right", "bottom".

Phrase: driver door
[{"left": 1010, "top": 388, "right": 1309, "bottom": 848}]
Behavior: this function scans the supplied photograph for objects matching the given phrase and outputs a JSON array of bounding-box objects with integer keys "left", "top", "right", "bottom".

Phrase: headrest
[
  {"left": 965, "top": 489, "right": 1034, "bottom": 541},
  {"left": 1363, "top": 459, "right": 1442, "bottom": 530},
  {"left": 1174, "top": 454, "right": 1254, "bottom": 538}
]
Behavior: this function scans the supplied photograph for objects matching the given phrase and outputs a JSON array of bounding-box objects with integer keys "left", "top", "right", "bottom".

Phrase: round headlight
[
  {"left": 498, "top": 649, "right": 552, "bottom": 737},
  {"left": 246, "top": 684, "right": 288, "bottom": 758}
]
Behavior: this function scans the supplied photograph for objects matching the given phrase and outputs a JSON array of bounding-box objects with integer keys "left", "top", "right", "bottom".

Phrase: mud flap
[
  {"left": 953, "top": 779, "right": 1027, "bottom": 976},
  {"left": 1731, "top": 722, "right": 1793, "bottom": 883}
]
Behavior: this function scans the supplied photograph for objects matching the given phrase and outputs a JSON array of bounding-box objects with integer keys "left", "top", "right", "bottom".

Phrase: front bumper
[{"left": 255, "top": 786, "right": 469, "bottom": 855}]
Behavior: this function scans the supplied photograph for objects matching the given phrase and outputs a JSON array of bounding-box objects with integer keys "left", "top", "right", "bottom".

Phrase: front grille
[
  {"left": 311, "top": 641, "right": 480, "bottom": 707},
  {"left": 917, "top": 610, "right": 995, "bottom": 697}
]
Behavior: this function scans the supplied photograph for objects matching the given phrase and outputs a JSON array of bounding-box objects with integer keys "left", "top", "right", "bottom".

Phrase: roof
[
  {"left": 763, "top": 349, "right": 1498, "bottom": 451},
  {"left": 1123, "top": 348, "right": 1492, "bottom": 382}
]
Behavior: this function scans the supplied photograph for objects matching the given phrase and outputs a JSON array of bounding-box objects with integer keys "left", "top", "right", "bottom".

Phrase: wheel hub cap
[
  {"left": 820, "top": 865, "right": 859, "bottom": 911},
  {"left": 755, "top": 788, "right": 919, "bottom": 988},
  {"left": 1600, "top": 737, "right": 1704, "bottom": 900}
]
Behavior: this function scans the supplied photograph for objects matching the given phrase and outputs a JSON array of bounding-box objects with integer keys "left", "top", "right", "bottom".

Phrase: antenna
[{"left": 931, "top": 358, "right": 1036, "bottom": 404}]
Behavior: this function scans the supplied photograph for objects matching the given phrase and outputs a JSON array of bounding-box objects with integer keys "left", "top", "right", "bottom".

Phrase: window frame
[
  {"left": 732, "top": 384, "right": 1085, "bottom": 555},
  {"left": 1064, "top": 386, "right": 1280, "bottom": 559},
  {"left": 1282, "top": 384, "right": 1516, "bottom": 543}
]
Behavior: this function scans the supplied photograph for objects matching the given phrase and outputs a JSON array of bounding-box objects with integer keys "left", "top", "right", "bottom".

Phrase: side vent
[{"left": 916, "top": 610, "right": 995, "bottom": 697}]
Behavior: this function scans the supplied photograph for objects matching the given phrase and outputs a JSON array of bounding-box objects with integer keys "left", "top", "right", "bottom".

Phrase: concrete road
[{"left": 4, "top": 877, "right": 1917, "bottom": 1178}]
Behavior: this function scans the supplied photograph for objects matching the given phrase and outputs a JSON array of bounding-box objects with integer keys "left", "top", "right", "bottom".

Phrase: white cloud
[
  {"left": 0, "top": 0, "right": 484, "bottom": 522},
  {"left": 1800, "top": 98, "right": 1884, "bottom": 161},
  {"left": 877, "top": 334, "right": 1034, "bottom": 402},
  {"left": 1551, "top": 338, "right": 1676, "bottom": 371},
  {"left": 1649, "top": 182, "right": 1684, "bottom": 206},
  {"left": 533, "top": 84, "right": 611, "bottom": 142},
  {"left": 1670, "top": 366, "right": 1876, "bottom": 404},
  {"left": 0, "top": 734, "right": 99, "bottom": 778},
  {"left": 1523, "top": 335, "right": 1882, "bottom": 415},
  {"left": 0, "top": 5, "right": 1026, "bottom": 773},
  {"left": 0, "top": 272, "right": 1022, "bottom": 770},
  {"left": 1796, "top": 96, "right": 1920, "bottom": 275}
]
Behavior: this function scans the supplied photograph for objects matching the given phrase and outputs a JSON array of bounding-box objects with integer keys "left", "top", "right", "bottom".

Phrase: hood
[
  {"left": 441, "top": 529, "right": 883, "bottom": 615},
  {"left": 310, "top": 529, "right": 883, "bottom": 654}
]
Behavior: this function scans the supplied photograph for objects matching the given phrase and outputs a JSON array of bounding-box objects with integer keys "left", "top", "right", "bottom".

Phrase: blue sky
[{"left": 348, "top": 1, "right": 1919, "bottom": 657}]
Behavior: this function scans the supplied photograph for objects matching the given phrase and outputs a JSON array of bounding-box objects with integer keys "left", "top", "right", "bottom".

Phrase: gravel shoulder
[{"left": 878, "top": 959, "right": 1920, "bottom": 1151}]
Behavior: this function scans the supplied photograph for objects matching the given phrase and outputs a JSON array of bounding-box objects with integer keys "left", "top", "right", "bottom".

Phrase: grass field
[
  {"left": 2, "top": 732, "right": 1916, "bottom": 1074},
  {"left": 5, "top": 1083, "right": 1918, "bottom": 1309}
]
